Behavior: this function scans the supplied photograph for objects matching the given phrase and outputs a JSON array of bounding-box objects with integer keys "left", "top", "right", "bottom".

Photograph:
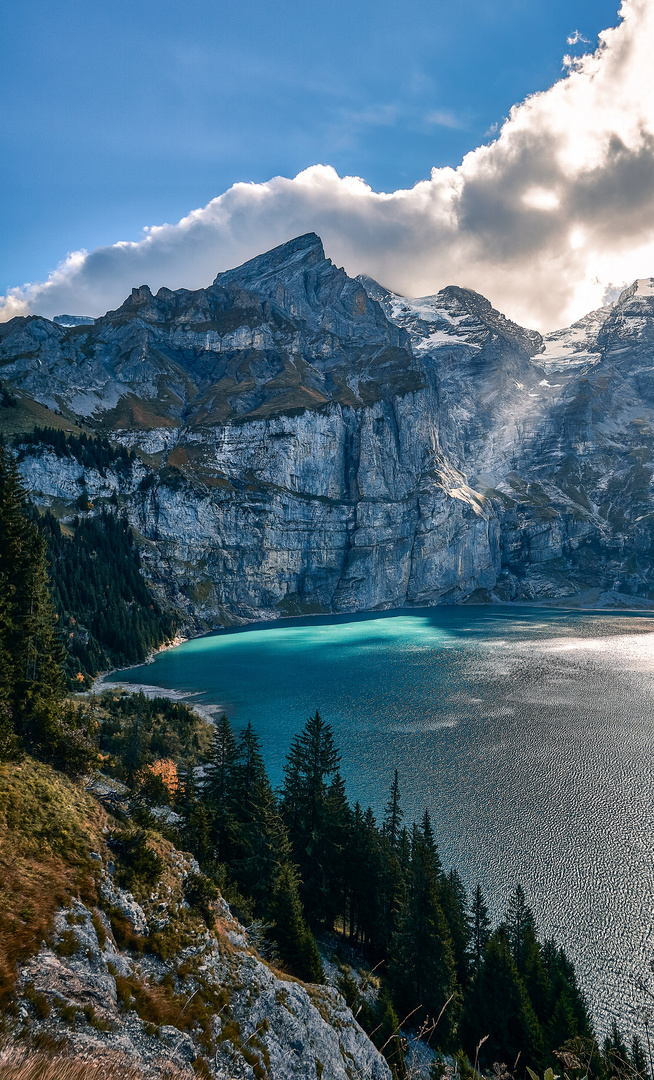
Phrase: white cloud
[
  {"left": 567, "top": 29, "right": 591, "bottom": 46},
  {"left": 2, "top": 0, "right": 654, "bottom": 332}
]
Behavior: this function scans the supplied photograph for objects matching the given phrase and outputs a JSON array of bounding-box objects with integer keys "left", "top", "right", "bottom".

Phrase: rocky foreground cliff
[
  {"left": 0, "top": 758, "right": 391, "bottom": 1080},
  {"left": 2, "top": 233, "right": 654, "bottom": 624}
]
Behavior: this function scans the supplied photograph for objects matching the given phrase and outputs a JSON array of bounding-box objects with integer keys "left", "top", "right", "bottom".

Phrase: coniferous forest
[
  {"left": 36, "top": 509, "right": 178, "bottom": 685},
  {"left": 0, "top": 438, "right": 650, "bottom": 1080}
]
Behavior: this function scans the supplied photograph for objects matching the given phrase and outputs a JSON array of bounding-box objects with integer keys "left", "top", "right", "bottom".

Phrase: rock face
[
  {"left": 4, "top": 237, "right": 654, "bottom": 622},
  {"left": 17, "top": 844, "right": 391, "bottom": 1080}
]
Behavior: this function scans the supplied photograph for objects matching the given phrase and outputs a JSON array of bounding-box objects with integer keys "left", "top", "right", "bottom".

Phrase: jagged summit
[
  {"left": 214, "top": 233, "right": 399, "bottom": 344},
  {"left": 0, "top": 233, "right": 419, "bottom": 425},
  {"left": 214, "top": 232, "right": 325, "bottom": 290}
]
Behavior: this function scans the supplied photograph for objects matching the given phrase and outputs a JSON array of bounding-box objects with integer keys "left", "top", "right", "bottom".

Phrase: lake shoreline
[{"left": 90, "top": 588, "right": 654, "bottom": 719}]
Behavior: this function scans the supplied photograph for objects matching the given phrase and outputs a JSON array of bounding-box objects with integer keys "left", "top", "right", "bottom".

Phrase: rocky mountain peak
[
  {"left": 214, "top": 233, "right": 397, "bottom": 344},
  {"left": 617, "top": 277, "right": 654, "bottom": 304},
  {"left": 214, "top": 232, "right": 325, "bottom": 292},
  {"left": 596, "top": 276, "right": 654, "bottom": 353}
]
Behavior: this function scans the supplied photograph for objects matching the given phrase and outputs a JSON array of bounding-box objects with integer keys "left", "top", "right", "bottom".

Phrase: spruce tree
[
  {"left": 542, "top": 939, "right": 593, "bottom": 1045},
  {"left": 233, "top": 769, "right": 292, "bottom": 915},
  {"left": 460, "top": 930, "right": 543, "bottom": 1070},
  {"left": 324, "top": 769, "right": 352, "bottom": 930},
  {"left": 383, "top": 769, "right": 403, "bottom": 848},
  {"left": 232, "top": 721, "right": 266, "bottom": 806},
  {"left": 281, "top": 710, "right": 342, "bottom": 927},
  {"left": 440, "top": 867, "right": 471, "bottom": 990},
  {"left": 269, "top": 862, "right": 324, "bottom": 983},
  {"left": 470, "top": 884, "right": 492, "bottom": 975},
  {"left": 631, "top": 1035, "right": 650, "bottom": 1080},
  {"left": 205, "top": 714, "right": 237, "bottom": 862},
  {"left": 0, "top": 442, "right": 91, "bottom": 771},
  {"left": 389, "top": 822, "right": 458, "bottom": 1043},
  {"left": 505, "top": 884, "right": 536, "bottom": 975},
  {"left": 603, "top": 1019, "right": 632, "bottom": 1080}
]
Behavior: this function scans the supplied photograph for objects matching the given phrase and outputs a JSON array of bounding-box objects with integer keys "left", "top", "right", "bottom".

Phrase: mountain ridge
[{"left": 3, "top": 233, "right": 654, "bottom": 624}]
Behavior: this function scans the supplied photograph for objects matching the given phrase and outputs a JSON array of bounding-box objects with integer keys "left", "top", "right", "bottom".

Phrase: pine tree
[
  {"left": 604, "top": 1018, "right": 631, "bottom": 1080},
  {"left": 440, "top": 868, "right": 471, "bottom": 990},
  {"left": 0, "top": 442, "right": 91, "bottom": 771},
  {"left": 281, "top": 710, "right": 342, "bottom": 927},
  {"left": 233, "top": 769, "right": 292, "bottom": 914},
  {"left": 122, "top": 691, "right": 148, "bottom": 784},
  {"left": 460, "top": 930, "right": 543, "bottom": 1070},
  {"left": 232, "top": 721, "right": 266, "bottom": 806},
  {"left": 324, "top": 769, "right": 352, "bottom": 931},
  {"left": 269, "top": 862, "right": 324, "bottom": 983},
  {"left": 383, "top": 769, "right": 403, "bottom": 848},
  {"left": 505, "top": 884, "right": 536, "bottom": 975},
  {"left": 388, "top": 822, "right": 458, "bottom": 1043},
  {"left": 205, "top": 714, "right": 237, "bottom": 862},
  {"left": 631, "top": 1035, "right": 649, "bottom": 1080},
  {"left": 470, "top": 884, "right": 492, "bottom": 975},
  {"left": 542, "top": 939, "right": 593, "bottom": 1046}
]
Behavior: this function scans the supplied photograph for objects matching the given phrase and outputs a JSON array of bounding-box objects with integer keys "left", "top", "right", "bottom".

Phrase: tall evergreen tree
[
  {"left": 505, "top": 885, "right": 536, "bottom": 975},
  {"left": 269, "top": 862, "right": 324, "bottom": 983},
  {"left": 440, "top": 868, "right": 471, "bottom": 990},
  {"left": 604, "top": 1018, "right": 631, "bottom": 1080},
  {"left": 205, "top": 714, "right": 237, "bottom": 862},
  {"left": 281, "top": 710, "right": 343, "bottom": 927},
  {"left": 460, "top": 930, "right": 543, "bottom": 1070},
  {"left": 233, "top": 769, "right": 292, "bottom": 914},
  {"left": 0, "top": 442, "right": 92, "bottom": 771},
  {"left": 631, "top": 1035, "right": 650, "bottom": 1080},
  {"left": 232, "top": 721, "right": 266, "bottom": 806},
  {"left": 383, "top": 769, "right": 403, "bottom": 848},
  {"left": 470, "top": 884, "right": 492, "bottom": 976},
  {"left": 541, "top": 939, "right": 593, "bottom": 1048},
  {"left": 389, "top": 822, "right": 458, "bottom": 1043}
]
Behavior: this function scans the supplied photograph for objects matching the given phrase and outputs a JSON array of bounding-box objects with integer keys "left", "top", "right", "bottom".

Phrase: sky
[{"left": 1, "top": 0, "right": 649, "bottom": 331}]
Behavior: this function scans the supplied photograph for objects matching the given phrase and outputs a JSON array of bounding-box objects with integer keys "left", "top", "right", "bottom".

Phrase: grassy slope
[
  {"left": 0, "top": 1045, "right": 190, "bottom": 1079},
  {"left": 0, "top": 759, "right": 106, "bottom": 1010}
]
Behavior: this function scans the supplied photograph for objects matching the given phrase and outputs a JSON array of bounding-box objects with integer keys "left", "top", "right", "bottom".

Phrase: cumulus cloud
[{"left": 3, "top": 0, "right": 654, "bottom": 332}]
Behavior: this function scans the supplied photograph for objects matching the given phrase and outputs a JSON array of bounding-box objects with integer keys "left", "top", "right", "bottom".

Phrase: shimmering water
[{"left": 111, "top": 606, "right": 654, "bottom": 1034}]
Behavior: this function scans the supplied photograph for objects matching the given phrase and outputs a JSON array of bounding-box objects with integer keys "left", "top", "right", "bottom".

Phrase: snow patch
[{"left": 414, "top": 329, "right": 477, "bottom": 350}]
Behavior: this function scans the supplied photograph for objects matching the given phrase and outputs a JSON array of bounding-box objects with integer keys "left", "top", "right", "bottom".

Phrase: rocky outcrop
[
  {"left": 4, "top": 238, "right": 654, "bottom": 622},
  {"left": 16, "top": 845, "right": 391, "bottom": 1080}
]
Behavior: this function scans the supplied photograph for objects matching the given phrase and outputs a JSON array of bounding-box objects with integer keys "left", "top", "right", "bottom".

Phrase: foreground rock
[{"left": 16, "top": 848, "right": 390, "bottom": 1080}]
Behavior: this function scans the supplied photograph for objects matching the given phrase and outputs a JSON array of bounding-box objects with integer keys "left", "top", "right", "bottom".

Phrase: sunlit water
[{"left": 110, "top": 606, "right": 654, "bottom": 1035}]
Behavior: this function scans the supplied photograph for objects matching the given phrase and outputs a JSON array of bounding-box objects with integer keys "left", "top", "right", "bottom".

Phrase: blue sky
[{"left": 1, "top": 0, "right": 620, "bottom": 297}]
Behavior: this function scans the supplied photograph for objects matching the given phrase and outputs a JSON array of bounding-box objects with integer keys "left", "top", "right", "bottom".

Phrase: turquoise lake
[{"left": 109, "top": 605, "right": 654, "bottom": 1034}]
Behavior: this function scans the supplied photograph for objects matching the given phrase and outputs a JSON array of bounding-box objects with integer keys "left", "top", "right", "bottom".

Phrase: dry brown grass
[
  {"left": 0, "top": 1044, "right": 192, "bottom": 1078},
  {"left": 0, "top": 759, "right": 107, "bottom": 1010}
]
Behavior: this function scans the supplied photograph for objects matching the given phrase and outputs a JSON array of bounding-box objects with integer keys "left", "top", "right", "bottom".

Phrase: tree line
[
  {"left": 37, "top": 508, "right": 178, "bottom": 685},
  {"left": 18, "top": 426, "right": 136, "bottom": 473},
  {"left": 158, "top": 708, "right": 603, "bottom": 1077}
]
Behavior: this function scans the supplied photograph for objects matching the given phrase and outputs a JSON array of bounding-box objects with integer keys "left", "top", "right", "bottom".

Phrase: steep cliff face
[
  {"left": 5, "top": 759, "right": 391, "bottom": 1080},
  {"left": 4, "top": 238, "right": 654, "bottom": 624}
]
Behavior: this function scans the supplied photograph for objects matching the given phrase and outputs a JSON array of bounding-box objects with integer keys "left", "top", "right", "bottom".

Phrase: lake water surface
[{"left": 111, "top": 606, "right": 654, "bottom": 1035}]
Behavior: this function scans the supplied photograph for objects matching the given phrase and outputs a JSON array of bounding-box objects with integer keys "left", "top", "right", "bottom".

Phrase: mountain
[{"left": 3, "top": 235, "right": 654, "bottom": 626}]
